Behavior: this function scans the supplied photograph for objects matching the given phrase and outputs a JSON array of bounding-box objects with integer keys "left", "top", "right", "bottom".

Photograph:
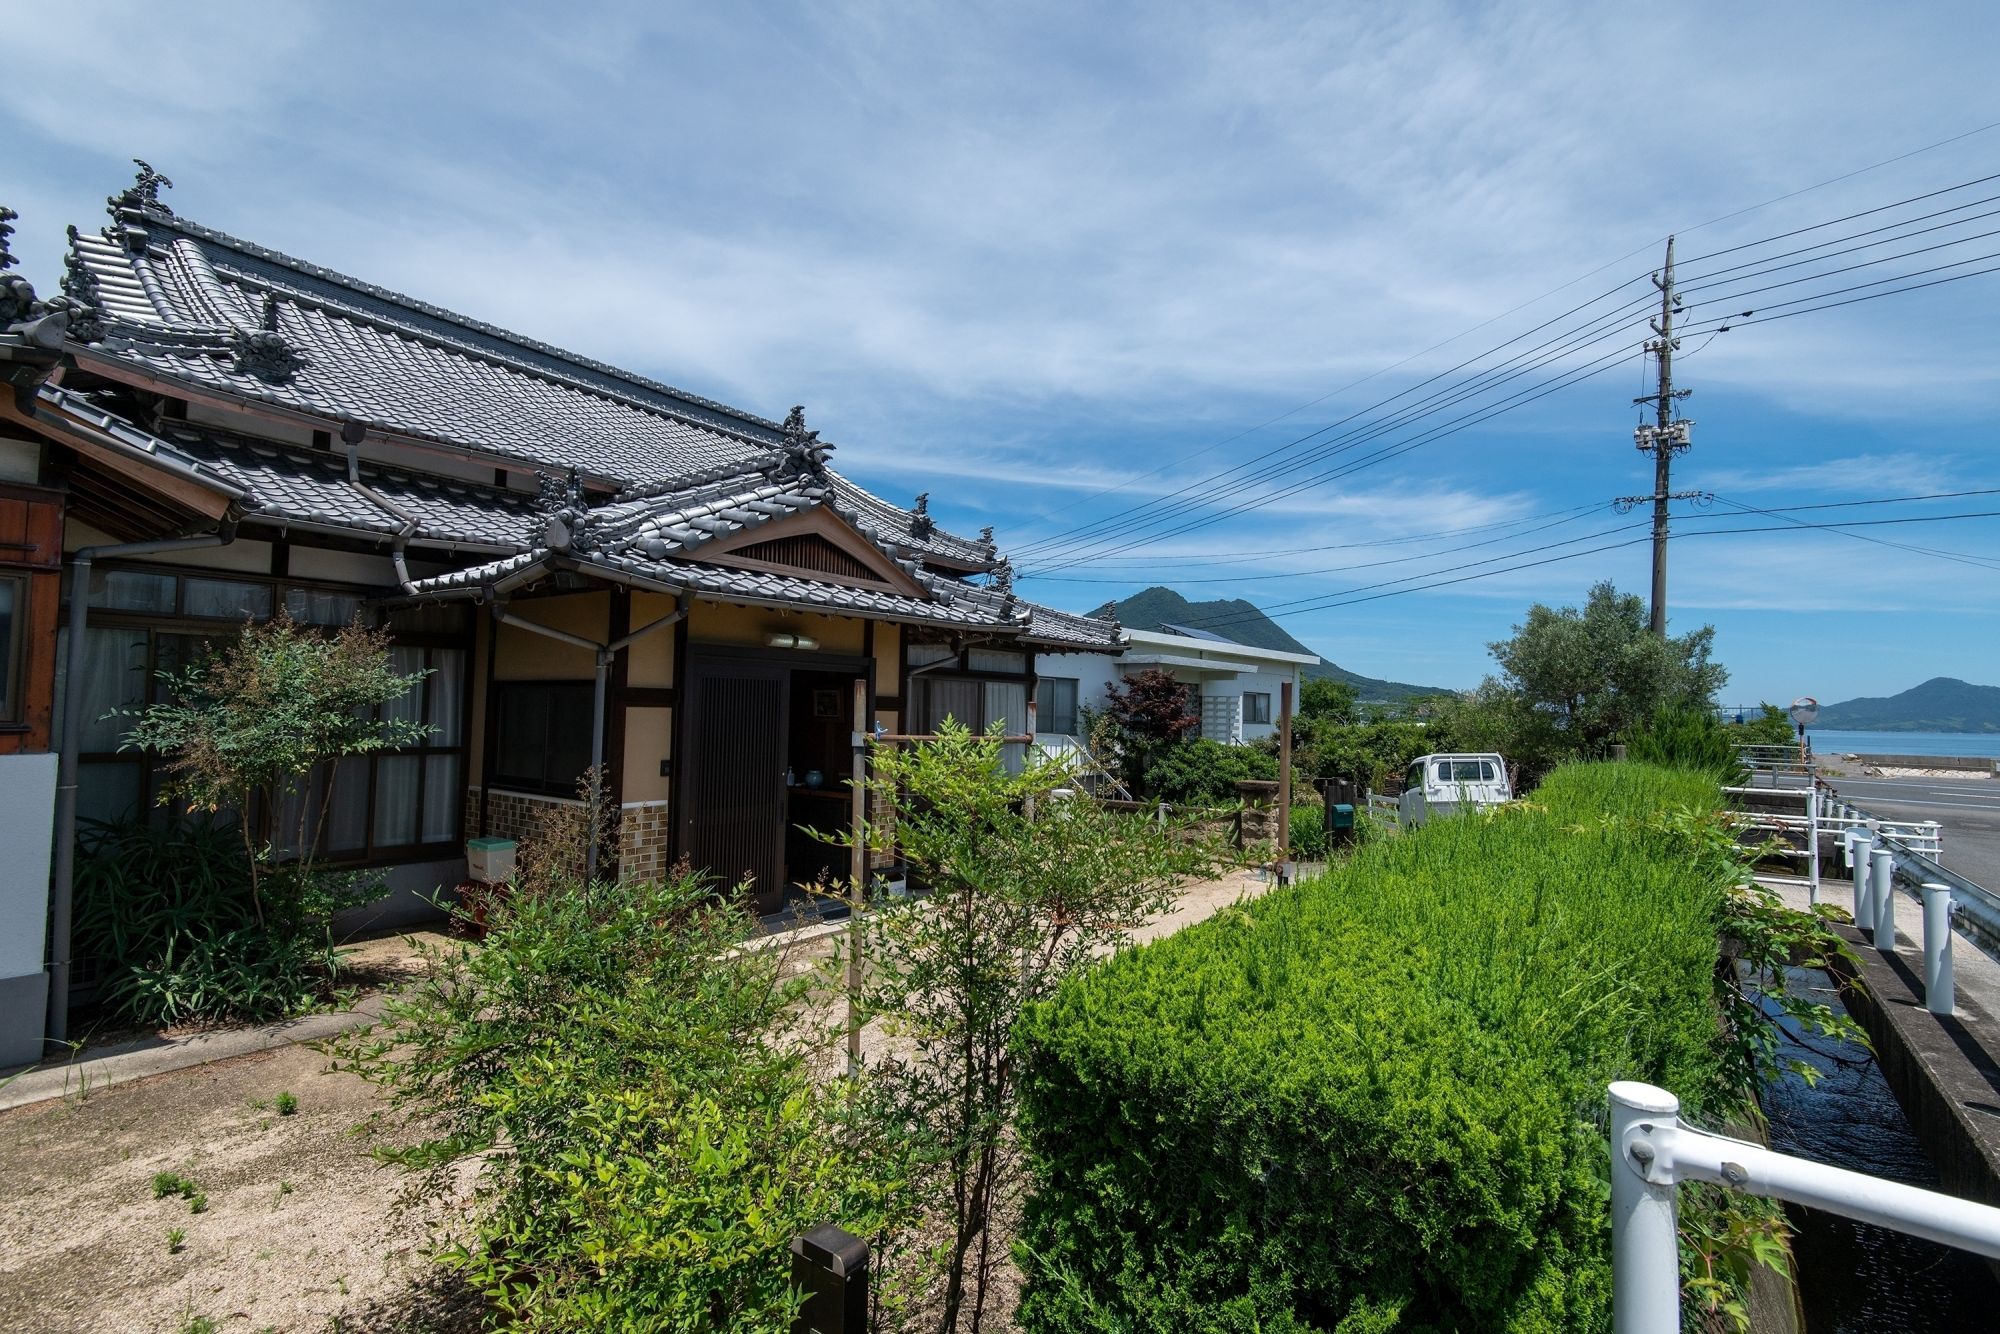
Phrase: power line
[
  {"left": 1029, "top": 248, "right": 2000, "bottom": 572},
  {"left": 1022, "top": 210, "right": 2000, "bottom": 571},
  {"left": 1171, "top": 507, "right": 2000, "bottom": 632},
  {"left": 1009, "top": 161, "right": 2000, "bottom": 563}
]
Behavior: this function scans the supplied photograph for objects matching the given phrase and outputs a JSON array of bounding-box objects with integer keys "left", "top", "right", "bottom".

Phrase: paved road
[{"left": 1819, "top": 774, "right": 2000, "bottom": 892}]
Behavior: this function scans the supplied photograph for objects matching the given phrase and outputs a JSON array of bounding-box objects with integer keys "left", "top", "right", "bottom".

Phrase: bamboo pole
[
  {"left": 848, "top": 677, "right": 868, "bottom": 1077},
  {"left": 1276, "top": 681, "right": 1293, "bottom": 884}
]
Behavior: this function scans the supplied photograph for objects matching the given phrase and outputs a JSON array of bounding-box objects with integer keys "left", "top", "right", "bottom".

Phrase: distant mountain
[
  {"left": 1097, "top": 587, "right": 1458, "bottom": 702},
  {"left": 1817, "top": 677, "right": 2000, "bottom": 733}
]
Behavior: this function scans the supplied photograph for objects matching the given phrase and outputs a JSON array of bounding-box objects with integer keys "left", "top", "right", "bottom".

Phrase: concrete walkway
[{"left": 0, "top": 931, "right": 446, "bottom": 1113}]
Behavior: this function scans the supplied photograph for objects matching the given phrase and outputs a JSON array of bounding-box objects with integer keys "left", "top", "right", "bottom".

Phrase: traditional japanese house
[{"left": 0, "top": 165, "right": 1115, "bottom": 1059}]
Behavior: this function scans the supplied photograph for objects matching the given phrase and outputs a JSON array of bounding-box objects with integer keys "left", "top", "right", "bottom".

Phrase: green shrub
[
  {"left": 73, "top": 815, "right": 363, "bottom": 1026},
  {"left": 1622, "top": 705, "right": 1742, "bottom": 781},
  {"left": 333, "top": 851, "right": 898, "bottom": 1333},
  {"left": 1143, "top": 738, "right": 1277, "bottom": 806},
  {"left": 1287, "top": 804, "right": 1327, "bottom": 860},
  {"left": 1014, "top": 763, "right": 1730, "bottom": 1332}
]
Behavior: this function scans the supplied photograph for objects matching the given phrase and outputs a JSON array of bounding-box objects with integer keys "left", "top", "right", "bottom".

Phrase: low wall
[
  {"left": 1849, "top": 753, "right": 1998, "bottom": 774},
  {"left": 1825, "top": 919, "right": 2000, "bottom": 1280}
]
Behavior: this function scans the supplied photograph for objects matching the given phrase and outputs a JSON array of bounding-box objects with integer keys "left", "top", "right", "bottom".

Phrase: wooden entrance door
[{"left": 679, "top": 658, "right": 790, "bottom": 913}]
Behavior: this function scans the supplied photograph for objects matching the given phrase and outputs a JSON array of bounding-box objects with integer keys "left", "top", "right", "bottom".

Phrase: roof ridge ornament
[
  {"left": 108, "top": 159, "right": 175, "bottom": 221},
  {"left": 779, "top": 405, "right": 833, "bottom": 478},
  {"left": 989, "top": 556, "right": 1020, "bottom": 617},
  {"left": 0, "top": 206, "right": 71, "bottom": 349},
  {"left": 231, "top": 326, "right": 306, "bottom": 383},
  {"left": 910, "top": 491, "right": 935, "bottom": 538},
  {"left": 534, "top": 467, "right": 594, "bottom": 554},
  {"left": 59, "top": 224, "right": 106, "bottom": 343}
]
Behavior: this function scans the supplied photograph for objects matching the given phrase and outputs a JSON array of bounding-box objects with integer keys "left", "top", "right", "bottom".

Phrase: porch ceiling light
[{"left": 766, "top": 631, "right": 820, "bottom": 651}]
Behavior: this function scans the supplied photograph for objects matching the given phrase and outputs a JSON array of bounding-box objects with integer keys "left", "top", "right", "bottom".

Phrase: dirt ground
[
  {"left": 0, "top": 1041, "right": 473, "bottom": 1334},
  {"left": 0, "top": 873, "right": 1276, "bottom": 1332}
]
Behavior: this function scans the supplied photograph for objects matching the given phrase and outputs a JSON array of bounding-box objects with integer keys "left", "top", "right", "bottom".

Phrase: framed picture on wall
[{"left": 813, "top": 689, "right": 841, "bottom": 719}]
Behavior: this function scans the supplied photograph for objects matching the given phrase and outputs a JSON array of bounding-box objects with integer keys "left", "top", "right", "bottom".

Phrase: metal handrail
[{"left": 1609, "top": 1082, "right": 2000, "bottom": 1333}]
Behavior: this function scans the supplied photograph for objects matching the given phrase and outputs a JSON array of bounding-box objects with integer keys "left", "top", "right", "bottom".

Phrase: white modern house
[{"left": 1035, "top": 623, "right": 1317, "bottom": 747}]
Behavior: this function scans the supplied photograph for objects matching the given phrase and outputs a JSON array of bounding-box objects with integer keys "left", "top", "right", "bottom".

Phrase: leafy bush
[
  {"left": 333, "top": 794, "right": 897, "bottom": 1333},
  {"left": 1143, "top": 737, "right": 1277, "bottom": 806},
  {"left": 832, "top": 723, "right": 1228, "bottom": 1331},
  {"left": 1622, "top": 704, "right": 1743, "bottom": 781},
  {"left": 1287, "top": 803, "right": 1327, "bottom": 860},
  {"left": 73, "top": 815, "right": 364, "bottom": 1026},
  {"left": 1014, "top": 763, "right": 1732, "bottom": 1332}
]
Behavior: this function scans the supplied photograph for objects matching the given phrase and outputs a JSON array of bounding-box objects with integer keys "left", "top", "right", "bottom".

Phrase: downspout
[
  {"left": 48, "top": 525, "right": 237, "bottom": 1050},
  {"left": 342, "top": 420, "right": 419, "bottom": 592},
  {"left": 488, "top": 593, "right": 687, "bottom": 882}
]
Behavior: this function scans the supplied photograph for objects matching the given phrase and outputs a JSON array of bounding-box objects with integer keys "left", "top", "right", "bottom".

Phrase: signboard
[{"left": 1789, "top": 697, "right": 1819, "bottom": 727}]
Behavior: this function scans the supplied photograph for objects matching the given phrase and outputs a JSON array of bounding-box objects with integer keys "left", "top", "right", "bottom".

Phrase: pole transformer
[{"left": 1634, "top": 236, "right": 1692, "bottom": 636}]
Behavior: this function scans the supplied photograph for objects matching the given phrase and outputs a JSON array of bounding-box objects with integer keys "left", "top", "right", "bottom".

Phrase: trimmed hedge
[{"left": 1013, "top": 762, "right": 1727, "bottom": 1332}]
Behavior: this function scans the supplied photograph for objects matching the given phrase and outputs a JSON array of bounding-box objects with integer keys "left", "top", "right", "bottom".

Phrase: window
[
  {"left": 912, "top": 674, "right": 1029, "bottom": 771},
  {"left": 1038, "top": 677, "right": 1079, "bottom": 736},
  {"left": 183, "top": 576, "right": 273, "bottom": 620},
  {"left": 0, "top": 575, "right": 21, "bottom": 723},
  {"left": 1242, "top": 691, "right": 1272, "bottom": 725},
  {"left": 285, "top": 587, "right": 364, "bottom": 626},
  {"left": 493, "top": 681, "right": 596, "bottom": 797},
  {"left": 56, "top": 582, "right": 468, "bottom": 860},
  {"left": 1434, "top": 759, "right": 1495, "bottom": 783}
]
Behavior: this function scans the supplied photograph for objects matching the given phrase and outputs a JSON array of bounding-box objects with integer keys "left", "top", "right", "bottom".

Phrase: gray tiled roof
[
  {"left": 411, "top": 546, "right": 1031, "bottom": 636},
  {"left": 64, "top": 200, "right": 995, "bottom": 567}
]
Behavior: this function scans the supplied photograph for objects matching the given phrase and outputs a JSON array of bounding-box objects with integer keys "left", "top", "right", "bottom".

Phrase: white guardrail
[
  {"left": 1365, "top": 791, "right": 1400, "bottom": 826},
  {"left": 1610, "top": 1081, "right": 2000, "bottom": 1334}
]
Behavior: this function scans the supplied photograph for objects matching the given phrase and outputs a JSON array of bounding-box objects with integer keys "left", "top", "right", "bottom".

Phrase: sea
[{"left": 1806, "top": 729, "right": 2000, "bottom": 759}]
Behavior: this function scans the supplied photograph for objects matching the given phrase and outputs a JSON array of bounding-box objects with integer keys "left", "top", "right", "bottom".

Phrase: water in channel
[{"left": 1758, "top": 965, "right": 2000, "bottom": 1331}]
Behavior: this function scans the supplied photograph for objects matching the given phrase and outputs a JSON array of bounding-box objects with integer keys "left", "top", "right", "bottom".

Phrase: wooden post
[
  {"left": 848, "top": 677, "right": 868, "bottom": 1077},
  {"left": 1276, "top": 681, "right": 1293, "bottom": 882}
]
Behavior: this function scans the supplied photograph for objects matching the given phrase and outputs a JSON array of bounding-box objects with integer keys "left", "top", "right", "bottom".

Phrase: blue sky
[{"left": 6, "top": 2, "right": 1999, "bottom": 706}]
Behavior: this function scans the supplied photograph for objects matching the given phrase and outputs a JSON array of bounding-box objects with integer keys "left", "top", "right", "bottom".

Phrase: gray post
[
  {"left": 1609, "top": 1082, "right": 1682, "bottom": 1334},
  {"left": 790, "top": 1225, "right": 869, "bottom": 1334},
  {"left": 1806, "top": 789, "right": 1820, "bottom": 905},
  {"left": 1851, "top": 832, "right": 1874, "bottom": 927},
  {"left": 1922, "top": 882, "right": 1956, "bottom": 1017},
  {"left": 1871, "top": 847, "right": 1896, "bottom": 952}
]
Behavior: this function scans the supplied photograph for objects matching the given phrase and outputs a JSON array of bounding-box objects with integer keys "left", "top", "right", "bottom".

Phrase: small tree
[
  {"left": 122, "top": 612, "right": 431, "bottom": 923},
  {"left": 1102, "top": 668, "right": 1199, "bottom": 794},
  {"left": 1298, "top": 675, "right": 1359, "bottom": 725},
  {"left": 831, "top": 724, "right": 1227, "bottom": 1333},
  {"left": 1487, "top": 580, "right": 1726, "bottom": 758}
]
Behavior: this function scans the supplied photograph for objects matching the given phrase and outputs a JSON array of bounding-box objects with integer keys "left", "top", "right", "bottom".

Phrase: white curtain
[
  {"left": 373, "top": 755, "right": 420, "bottom": 847},
  {"left": 428, "top": 649, "right": 465, "bottom": 745},
  {"left": 983, "top": 681, "right": 1028, "bottom": 773}
]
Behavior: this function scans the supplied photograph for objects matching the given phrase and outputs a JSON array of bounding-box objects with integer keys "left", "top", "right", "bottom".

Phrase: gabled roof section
[{"left": 55, "top": 167, "right": 996, "bottom": 569}]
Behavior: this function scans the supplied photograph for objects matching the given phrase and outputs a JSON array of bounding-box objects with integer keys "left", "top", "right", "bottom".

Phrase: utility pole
[{"left": 1632, "top": 236, "right": 1692, "bottom": 636}]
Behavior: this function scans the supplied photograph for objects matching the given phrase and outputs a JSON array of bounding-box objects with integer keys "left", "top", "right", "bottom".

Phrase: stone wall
[
  {"left": 619, "top": 799, "right": 674, "bottom": 883},
  {"left": 468, "top": 786, "right": 676, "bottom": 885}
]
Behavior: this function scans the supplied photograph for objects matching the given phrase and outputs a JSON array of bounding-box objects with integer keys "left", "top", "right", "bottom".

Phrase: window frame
[
  {"left": 1037, "top": 675, "right": 1080, "bottom": 736},
  {"left": 489, "top": 678, "right": 599, "bottom": 798},
  {"left": 1241, "top": 691, "right": 1272, "bottom": 726},
  {"left": 60, "top": 560, "right": 472, "bottom": 866},
  {"left": 0, "top": 572, "right": 24, "bottom": 725}
]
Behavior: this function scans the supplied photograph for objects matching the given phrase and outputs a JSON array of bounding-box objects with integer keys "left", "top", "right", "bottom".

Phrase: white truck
[{"left": 1397, "top": 753, "right": 1512, "bottom": 827}]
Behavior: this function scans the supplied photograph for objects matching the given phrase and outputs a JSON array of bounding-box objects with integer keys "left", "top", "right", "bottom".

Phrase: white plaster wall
[
  {"left": 1034, "top": 652, "right": 1122, "bottom": 735},
  {"left": 0, "top": 753, "right": 55, "bottom": 981},
  {"left": 1237, "top": 667, "right": 1303, "bottom": 743},
  {"left": 0, "top": 753, "right": 56, "bottom": 1066}
]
